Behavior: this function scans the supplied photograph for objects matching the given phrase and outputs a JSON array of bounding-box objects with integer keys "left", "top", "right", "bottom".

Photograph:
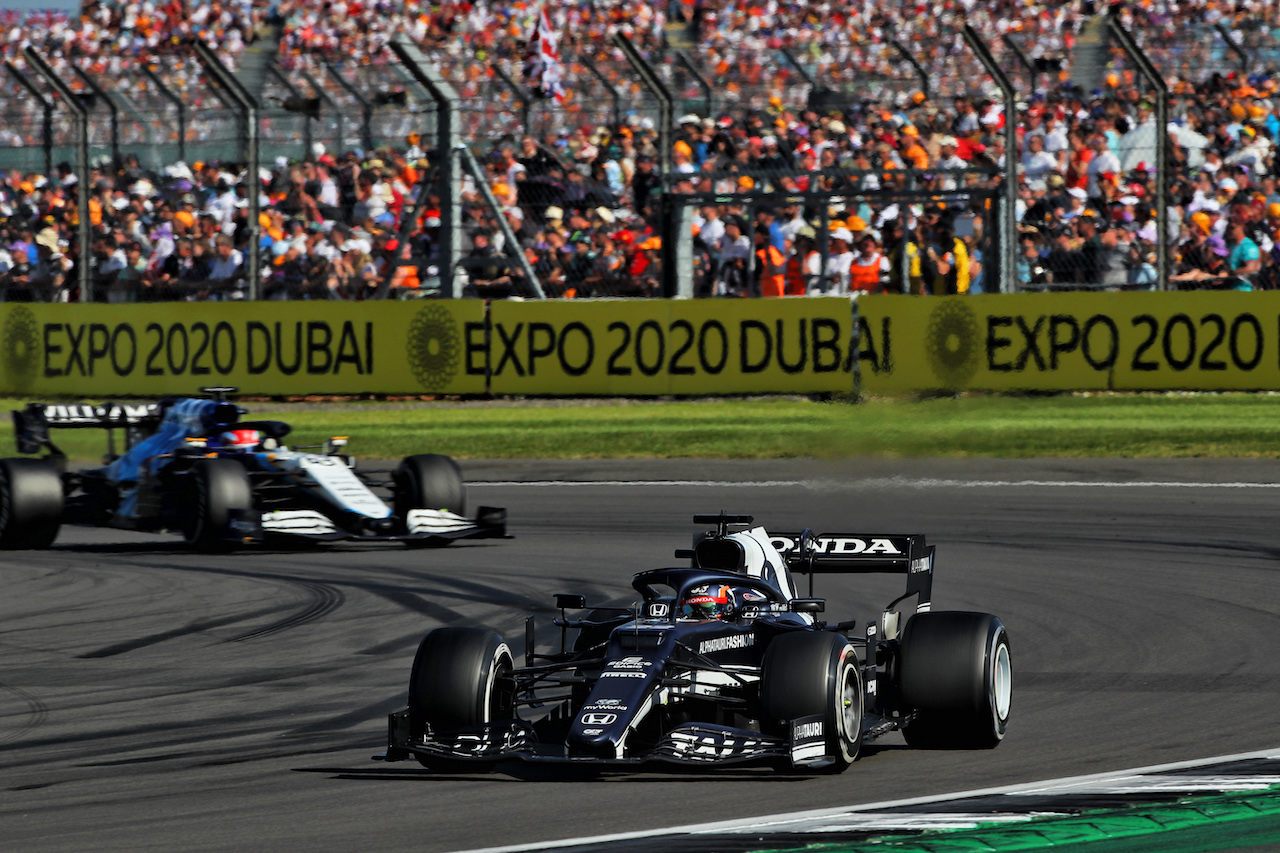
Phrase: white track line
[
  {"left": 475, "top": 477, "right": 1280, "bottom": 490},
  {"left": 450, "top": 746, "right": 1280, "bottom": 853}
]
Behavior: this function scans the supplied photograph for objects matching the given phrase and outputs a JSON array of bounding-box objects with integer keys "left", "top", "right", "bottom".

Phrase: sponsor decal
[
  {"left": 741, "top": 590, "right": 767, "bottom": 601},
  {"left": 487, "top": 299, "right": 853, "bottom": 396},
  {"left": 646, "top": 602, "right": 670, "bottom": 618},
  {"left": 740, "top": 606, "right": 760, "bottom": 620},
  {"left": 406, "top": 304, "right": 461, "bottom": 391},
  {"left": 582, "top": 728, "right": 603, "bottom": 735},
  {"left": 2, "top": 306, "right": 38, "bottom": 389},
  {"left": 606, "top": 656, "right": 652, "bottom": 670},
  {"left": 581, "top": 713, "right": 617, "bottom": 726},
  {"left": 925, "top": 300, "right": 981, "bottom": 388},
  {"left": 910, "top": 556, "right": 931, "bottom": 574},
  {"left": 769, "top": 536, "right": 904, "bottom": 556},
  {"left": 600, "top": 671, "right": 646, "bottom": 678},
  {"left": 582, "top": 699, "right": 625, "bottom": 711},
  {"left": 698, "top": 633, "right": 754, "bottom": 655},
  {"left": 793, "top": 720, "right": 824, "bottom": 740}
]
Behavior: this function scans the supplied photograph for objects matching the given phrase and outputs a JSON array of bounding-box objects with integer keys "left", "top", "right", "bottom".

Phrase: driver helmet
[
  {"left": 680, "top": 584, "right": 735, "bottom": 621},
  {"left": 216, "top": 428, "right": 261, "bottom": 450}
]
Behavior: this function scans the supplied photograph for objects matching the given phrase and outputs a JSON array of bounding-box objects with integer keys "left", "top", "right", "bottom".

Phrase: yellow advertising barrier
[
  {"left": 858, "top": 292, "right": 1280, "bottom": 393},
  {"left": 0, "top": 301, "right": 487, "bottom": 397},
  {"left": 488, "top": 298, "right": 854, "bottom": 395}
]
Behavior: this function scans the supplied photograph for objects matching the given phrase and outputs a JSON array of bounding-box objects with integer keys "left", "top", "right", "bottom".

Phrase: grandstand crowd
[{"left": 0, "top": 0, "right": 1277, "bottom": 300}]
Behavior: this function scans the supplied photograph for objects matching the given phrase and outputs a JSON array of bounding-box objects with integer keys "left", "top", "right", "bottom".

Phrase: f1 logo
[{"left": 581, "top": 713, "right": 617, "bottom": 726}]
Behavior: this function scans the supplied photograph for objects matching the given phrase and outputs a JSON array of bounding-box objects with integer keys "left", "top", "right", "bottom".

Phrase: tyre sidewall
[
  {"left": 761, "top": 631, "right": 862, "bottom": 769},
  {"left": 395, "top": 454, "right": 465, "bottom": 518},
  {"left": 0, "top": 457, "right": 63, "bottom": 548},
  {"left": 899, "top": 611, "right": 1011, "bottom": 748},
  {"left": 409, "top": 627, "right": 513, "bottom": 734},
  {"left": 184, "top": 458, "right": 252, "bottom": 548}
]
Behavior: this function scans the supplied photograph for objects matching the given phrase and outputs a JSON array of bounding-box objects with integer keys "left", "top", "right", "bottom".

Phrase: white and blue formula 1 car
[
  {"left": 378, "top": 513, "right": 1011, "bottom": 774},
  {"left": 0, "top": 387, "right": 506, "bottom": 550}
]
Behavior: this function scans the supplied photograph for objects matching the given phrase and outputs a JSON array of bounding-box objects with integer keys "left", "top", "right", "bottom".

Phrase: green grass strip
[
  {"left": 7, "top": 393, "right": 1280, "bottom": 461},
  {"left": 757, "top": 787, "right": 1280, "bottom": 853}
]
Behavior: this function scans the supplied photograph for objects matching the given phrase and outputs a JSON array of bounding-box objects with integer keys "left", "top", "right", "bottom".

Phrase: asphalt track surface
[{"left": 4, "top": 457, "right": 1280, "bottom": 852}]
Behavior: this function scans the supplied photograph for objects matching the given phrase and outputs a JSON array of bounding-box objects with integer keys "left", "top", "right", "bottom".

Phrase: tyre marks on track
[
  {"left": 0, "top": 682, "right": 47, "bottom": 746},
  {"left": 223, "top": 581, "right": 344, "bottom": 643},
  {"left": 79, "top": 604, "right": 296, "bottom": 658}
]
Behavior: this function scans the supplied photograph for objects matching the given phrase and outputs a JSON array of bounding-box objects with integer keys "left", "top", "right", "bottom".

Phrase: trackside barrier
[
  {"left": 10, "top": 293, "right": 1280, "bottom": 397},
  {"left": 858, "top": 293, "right": 1280, "bottom": 393},
  {"left": 0, "top": 302, "right": 487, "bottom": 397}
]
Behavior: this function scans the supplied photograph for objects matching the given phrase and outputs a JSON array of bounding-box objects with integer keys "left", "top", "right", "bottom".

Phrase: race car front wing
[
  {"left": 377, "top": 709, "right": 832, "bottom": 769},
  {"left": 224, "top": 506, "right": 507, "bottom": 544}
]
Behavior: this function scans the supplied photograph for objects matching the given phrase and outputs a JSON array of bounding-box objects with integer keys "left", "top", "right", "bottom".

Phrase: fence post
[
  {"left": 70, "top": 66, "right": 119, "bottom": 167},
  {"left": 300, "top": 71, "right": 343, "bottom": 156},
  {"left": 5, "top": 62, "right": 53, "bottom": 177},
  {"left": 612, "top": 33, "right": 685, "bottom": 299},
  {"left": 22, "top": 48, "right": 90, "bottom": 300},
  {"left": 674, "top": 51, "right": 712, "bottom": 118},
  {"left": 1001, "top": 35, "right": 1038, "bottom": 95},
  {"left": 1213, "top": 23, "right": 1251, "bottom": 73},
  {"left": 457, "top": 145, "right": 545, "bottom": 298},
  {"left": 1108, "top": 19, "right": 1169, "bottom": 291},
  {"left": 143, "top": 66, "right": 186, "bottom": 165},
  {"left": 490, "top": 64, "right": 530, "bottom": 138},
  {"left": 389, "top": 37, "right": 463, "bottom": 299},
  {"left": 890, "top": 38, "right": 931, "bottom": 101},
  {"left": 192, "top": 40, "right": 261, "bottom": 300},
  {"left": 779, "top": 48, "right": 816, "bottom": 88},
  {"left": 576, "top": 52, "right": 622, "bottom": 129},
  {"left": 325, "top": 62, "right": 374, "bottom": 153},
  {"left": 269, "top": 66, "right": 313, "bottom": 159},
  {"left": 961, "top": 25, "right": 1017, "bottom": 294}
]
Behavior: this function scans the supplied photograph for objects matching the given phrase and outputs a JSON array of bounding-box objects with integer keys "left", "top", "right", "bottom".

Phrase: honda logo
[{"left": 581, "top": 713, "right": 617, "bottom": 726}]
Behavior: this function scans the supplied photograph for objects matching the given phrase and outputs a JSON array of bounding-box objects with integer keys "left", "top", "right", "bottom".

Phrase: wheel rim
[
  {"left": 992, "top": 641, "right": 1012, "bottom": 722},
  {"left": 841, "top": 665, "right": 858, "bottom": 734}
]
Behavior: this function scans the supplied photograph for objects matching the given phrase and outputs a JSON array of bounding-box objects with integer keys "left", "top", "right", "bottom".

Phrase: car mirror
[
  {"left": 789, "top": 598, "right": 825, "bottom": 613},
  {"left": 555, "top": 593, "right": 587, "bottom": 609}
]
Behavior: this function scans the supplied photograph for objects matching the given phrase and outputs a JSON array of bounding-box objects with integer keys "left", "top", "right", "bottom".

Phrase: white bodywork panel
[{"left": 269, "top": 451, "right": 392, "bottom": 518}]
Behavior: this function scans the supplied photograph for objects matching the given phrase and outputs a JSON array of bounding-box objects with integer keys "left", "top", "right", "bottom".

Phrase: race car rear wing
[
  {"left": 772, "top": 530, "right": 933, "bottom": 609},
  {"left": 12, "top": 402, "right": 161, "bottom": 454}
]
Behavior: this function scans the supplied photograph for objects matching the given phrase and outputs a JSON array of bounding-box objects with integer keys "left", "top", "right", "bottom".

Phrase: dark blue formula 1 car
[
  {"left": 0, "top": 387, "right": 505, "bottom": 550},
  {"left": 378, "top": 513, "right": 1011, "bottom": 773}
]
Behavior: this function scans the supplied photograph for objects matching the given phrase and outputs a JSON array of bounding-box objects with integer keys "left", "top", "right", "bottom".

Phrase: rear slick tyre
[
  {"left": 0, "top": 457, "right": 62, "bottom": 549},
  {"left": 899, "top": 611, "right": 1011, "bottom": 749}
]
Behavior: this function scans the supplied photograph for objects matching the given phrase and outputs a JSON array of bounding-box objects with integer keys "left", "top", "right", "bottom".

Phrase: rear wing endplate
[{"left": 12, "top": 402, "right": 161, "bottom": 454}]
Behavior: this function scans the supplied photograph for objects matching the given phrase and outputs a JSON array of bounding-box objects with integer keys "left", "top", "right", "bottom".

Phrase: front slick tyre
[
  {"left": 182, "top": 458, "right": 252, "bottom": 552},
  {"left": 395, "top": 454, "right": 465, "bottom": 548},
  {"left": 899, "top": 611, "right": 1011, "bottom": 749},
  {"left": 408, "top": 627, "right": 514, "bottom": 771},
  {"left": 761, "top": 631, "right": 862, "bottom": 773},
  {"left": 0, "top": 457, "right": 62, "bottom": 549}
]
